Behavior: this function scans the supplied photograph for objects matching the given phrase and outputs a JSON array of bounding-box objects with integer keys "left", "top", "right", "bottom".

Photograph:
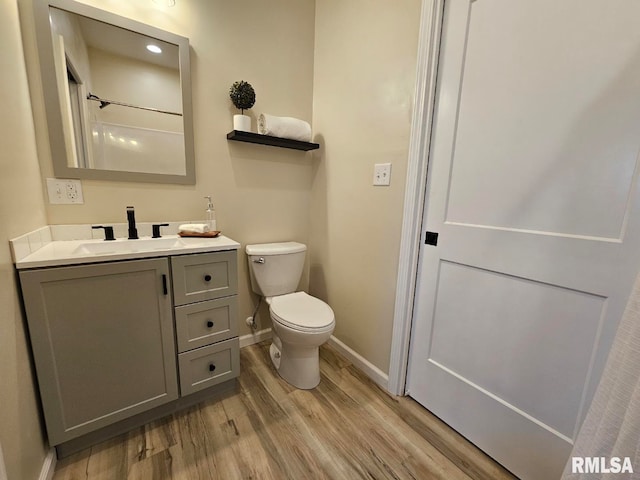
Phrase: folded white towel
[
  {"left": 178, "top": 223, "right": 210, "bottom": 234},
  {"left": 258, "top": 113, "right": 312, "bottom": 142}
]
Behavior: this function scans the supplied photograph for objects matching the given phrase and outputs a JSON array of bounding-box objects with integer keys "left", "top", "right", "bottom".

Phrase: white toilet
[{"left": 246, "top": 242, "right": 335, "bottom": 389}]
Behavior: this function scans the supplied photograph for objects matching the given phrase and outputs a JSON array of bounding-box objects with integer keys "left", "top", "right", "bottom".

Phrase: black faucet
[
  {"left": 126, "top": 206, "right": 139, "bottom": 239},
  {"left": 92, "top": 225, "right": 115, "bottom": 241},
  {"left": 152, "top": 223, "right": 169, "bottom": 238}
]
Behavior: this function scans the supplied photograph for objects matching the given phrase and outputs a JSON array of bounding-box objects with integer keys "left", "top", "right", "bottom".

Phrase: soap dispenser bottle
[{"left": 204, "top": 196, "right": 217, "bottom": 231}]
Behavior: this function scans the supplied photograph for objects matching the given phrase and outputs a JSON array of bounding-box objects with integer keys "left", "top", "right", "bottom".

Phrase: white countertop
[{"left": 15, "top": 235, "right": 240, "bottom": 269}]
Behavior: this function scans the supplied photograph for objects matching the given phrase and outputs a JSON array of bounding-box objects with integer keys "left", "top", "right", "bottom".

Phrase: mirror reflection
[
  {"left": 50, "top": 7, "right": 185, "bottom": 176},
  {"left": 34, "top": 0, "right": 195, "bottom": 184}
]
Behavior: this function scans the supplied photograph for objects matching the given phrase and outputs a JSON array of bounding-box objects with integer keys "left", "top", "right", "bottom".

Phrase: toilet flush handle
[{"left": 253, "top": 257, "right": 265, "bottom": 264}]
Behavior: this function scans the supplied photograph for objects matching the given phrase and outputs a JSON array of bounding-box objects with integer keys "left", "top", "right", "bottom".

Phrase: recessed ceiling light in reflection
[
  {"left": 152, "top": 0, "right": 176, "bottom": 6},
  {"left": 146, "top": 44, "right": 162, "bottom": 54}
]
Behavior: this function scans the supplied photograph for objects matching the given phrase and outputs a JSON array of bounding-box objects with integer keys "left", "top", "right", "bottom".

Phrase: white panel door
[{"left": 406, "top": 1, "right": 640, "bottom": 479}]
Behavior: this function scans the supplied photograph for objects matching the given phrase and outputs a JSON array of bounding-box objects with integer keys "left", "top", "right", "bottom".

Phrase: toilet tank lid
[{"left": 246, "top": 242, "right": 307, "bottom": 256}]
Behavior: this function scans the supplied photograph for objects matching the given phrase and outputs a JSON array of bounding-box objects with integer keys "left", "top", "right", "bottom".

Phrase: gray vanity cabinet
[{"left": 19, "top": 258, "right": 178, "bottom": 446}]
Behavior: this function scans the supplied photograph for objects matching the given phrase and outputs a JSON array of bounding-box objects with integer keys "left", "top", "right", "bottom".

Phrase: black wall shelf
[{"left": 227, "top": 130, "right": 320, "bottom": 151}]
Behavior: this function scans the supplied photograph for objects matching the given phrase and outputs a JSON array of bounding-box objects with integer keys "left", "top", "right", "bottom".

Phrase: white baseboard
[
  {"left": 239, "top": 328, "right": 272, "bottom": 348},
  {"left": 39, "top": 449, "right": 56, "bottom": 480},
  {"left": 327, "top": 336, "right": 389, "bottom": 392}
]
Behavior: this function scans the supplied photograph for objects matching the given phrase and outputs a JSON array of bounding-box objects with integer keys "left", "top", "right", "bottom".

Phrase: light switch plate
[
  {"left": 373, "top": 163, "right": 392, "bottom": 186},
  {"left": 46, "top": 178, "right": 84, "bottom": 204}
]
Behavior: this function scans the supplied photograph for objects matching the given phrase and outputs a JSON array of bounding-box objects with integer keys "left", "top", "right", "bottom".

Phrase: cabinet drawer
[
  {"left": 175, "top": 297, "right": 238, "bottom": 353},
  {"left": 171, "top": 251, "right": 238, "bottom": 306},
  {"left": 178, "top": 338, "right": 240, "bottom": 395}
]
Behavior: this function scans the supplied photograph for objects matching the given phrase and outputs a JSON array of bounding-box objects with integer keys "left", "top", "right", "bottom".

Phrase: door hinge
[{"left": 425, "top": 231, "right": 439, "bottom": 246}]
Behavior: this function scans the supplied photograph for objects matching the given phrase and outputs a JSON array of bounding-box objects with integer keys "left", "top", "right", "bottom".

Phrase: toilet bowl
[
  {"left": 246, "top": 242, "right": 335, "bottom": 389},
  {"left": 268, "top": 292, "right": 335, "bottom": 389}
]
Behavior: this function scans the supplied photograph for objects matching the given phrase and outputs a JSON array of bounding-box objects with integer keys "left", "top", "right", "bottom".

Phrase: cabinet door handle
[
  {"left": 206, "top": 320, "right": 214, "bottom": 328},
  {"left": 209, "top": 364, "right": 216, "bottom": 372},
  {"left": 162, "top": 274, "right": 168, "bottom": 295},
  {"left": 204, "top": 274, "right": 212, "bottom": 282}
]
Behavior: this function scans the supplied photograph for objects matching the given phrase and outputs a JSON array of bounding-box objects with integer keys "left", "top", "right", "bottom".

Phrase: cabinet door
[{"left": 20, "top": 258, "right": 178, "bottom": 446}]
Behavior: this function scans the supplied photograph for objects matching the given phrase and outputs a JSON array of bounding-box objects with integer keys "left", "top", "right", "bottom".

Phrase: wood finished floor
[{"left": 53, "top": 342, "right": 517, "bottom": 480}]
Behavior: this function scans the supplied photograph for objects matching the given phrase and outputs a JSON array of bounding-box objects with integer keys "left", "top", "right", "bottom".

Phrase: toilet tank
[{"left": 246, "top": 242, "right": 307, "bottom": 297}]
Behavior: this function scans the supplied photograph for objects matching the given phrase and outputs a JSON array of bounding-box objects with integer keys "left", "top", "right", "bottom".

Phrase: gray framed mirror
[{"left": 33, "top": 0, "right": 195, "bottom": 184}]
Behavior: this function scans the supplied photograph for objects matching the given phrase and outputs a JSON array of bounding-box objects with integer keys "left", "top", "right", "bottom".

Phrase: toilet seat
[{"left": 269, "top": 292, "right": 335, "bottom": 333}]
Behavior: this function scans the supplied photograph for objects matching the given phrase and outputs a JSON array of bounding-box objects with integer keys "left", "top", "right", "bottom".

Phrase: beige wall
[
  {"left": 0, "top": 1, "right": 49, "bottom": 479},
  {"left": 22, "top": 0, "right": 317, "bottom": 337},
  {"left": 50, "top": 7, "right": 92, "bottom": 88},
  {"left": 4, "top": 3, "right": 422, "bottom": 475},
  {"left": 310, "top": 0, "right": 422, "bottom": 372}
]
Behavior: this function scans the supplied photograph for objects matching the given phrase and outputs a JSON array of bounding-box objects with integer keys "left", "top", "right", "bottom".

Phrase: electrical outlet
[
  {"left": 46, "top": 178, "right": 84, "bottom": 204},
  {"left": 66, "top": 182, "right": 78, "bottom": 200},
  {"left": 373, "top": 163, "right": 392, "bottom": 186}
]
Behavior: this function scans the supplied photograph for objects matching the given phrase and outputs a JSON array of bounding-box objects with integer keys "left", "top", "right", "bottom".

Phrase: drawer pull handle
[
  {"left": 204, "top": 274, "right": 212, "bottom": 282},
  {"left": 209, "top": 364, "right": 216, "bottom": 372},
  {"left": 206, "top": 320, "right": 214, "bottom": 328}
]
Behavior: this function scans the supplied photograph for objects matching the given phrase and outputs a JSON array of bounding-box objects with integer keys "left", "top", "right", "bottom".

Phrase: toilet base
[
  {"left": 269, "top": 334, "right": 322, "bottom": 390},
  {"left": 269, "top": 342, "right": 281, "bottom": 370}
]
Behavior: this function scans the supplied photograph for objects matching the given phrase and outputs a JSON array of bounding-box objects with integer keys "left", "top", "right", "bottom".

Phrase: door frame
[{"left": 388, "top": 0, "right": 445, "bottom": 396}]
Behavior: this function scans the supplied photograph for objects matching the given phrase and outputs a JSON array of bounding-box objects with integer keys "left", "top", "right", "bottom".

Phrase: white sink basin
[{"left": 73, "top": 237, "right": 188, "bottom": 256}]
